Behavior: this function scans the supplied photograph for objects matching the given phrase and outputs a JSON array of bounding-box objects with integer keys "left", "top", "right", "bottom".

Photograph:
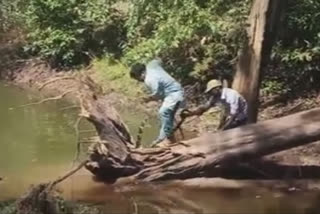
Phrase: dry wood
[{"left": 80, "top": 77, "right": 320, "bottom": 182}]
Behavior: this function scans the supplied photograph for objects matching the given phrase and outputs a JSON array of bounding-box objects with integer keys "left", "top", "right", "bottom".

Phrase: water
[{"left": 0, "top": 83, "right": 320, "bottom": 214}]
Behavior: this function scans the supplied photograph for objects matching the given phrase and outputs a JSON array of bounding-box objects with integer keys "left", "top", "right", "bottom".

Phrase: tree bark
[
  {"left": 232, "top": 0, "right": 287, "bottom": 123},
  {"left": 80, "top": 81, "right": 320, "bottom": 182}
]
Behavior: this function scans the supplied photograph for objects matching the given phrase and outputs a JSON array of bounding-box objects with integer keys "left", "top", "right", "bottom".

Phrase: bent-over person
[
  {"left": 181, "top": 79, "right": 247, "bottom": 130},
  {"left": 130, "top": 59, "right": 184, "bottom": 146}
]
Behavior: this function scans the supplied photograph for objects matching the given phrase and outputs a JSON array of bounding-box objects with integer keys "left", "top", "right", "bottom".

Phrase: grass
[{"left": 90, "top": 57, "right": 144, "bottom": 98}]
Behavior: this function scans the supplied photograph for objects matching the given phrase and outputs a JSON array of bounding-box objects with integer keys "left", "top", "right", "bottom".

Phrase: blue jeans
[{"left": 155, "top": 91, "right": 184, "bottom": 143}]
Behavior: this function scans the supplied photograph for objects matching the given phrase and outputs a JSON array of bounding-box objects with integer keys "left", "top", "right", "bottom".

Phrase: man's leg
[
  {"left": 152, "top": 105, "right": 174, "bottom": 145},
  {"left": 222, "top": 118, "right": 247, "bottom": 130},
  {"left": 152, "top": 91, "right": 184, "bottom": 147}
]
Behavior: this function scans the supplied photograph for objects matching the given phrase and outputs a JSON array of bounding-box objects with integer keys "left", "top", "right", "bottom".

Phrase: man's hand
[
  {"left": 180, "top": 109, "right": 193, "bottom": 118},
  {"left": 141, "top": 95, "right": 155, "bottom": 103},
  {"left": 219, "top": 115, "right": 235, "bottom": 130}
]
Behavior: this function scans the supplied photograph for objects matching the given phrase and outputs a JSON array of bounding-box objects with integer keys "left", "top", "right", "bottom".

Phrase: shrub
[{"left": 23, "top": 0, "right": 126, "bottom": 67}]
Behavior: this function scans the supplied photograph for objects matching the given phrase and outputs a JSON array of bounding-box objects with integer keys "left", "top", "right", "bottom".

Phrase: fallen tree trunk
[{"left": 79, "top": 79, "right": 320, "bottom": 183}]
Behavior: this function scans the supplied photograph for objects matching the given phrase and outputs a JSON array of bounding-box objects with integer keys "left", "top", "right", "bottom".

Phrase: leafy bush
[
  {"left": 274, "top": 0, "right": 320, "bottom": 64},
  {"left": 123, "top": 0, "right": 250, "bottom": 82},
  {"left": 2, "top": 0, "right": 319, "bottom": 97},
  {"left": 263, "top": 0, "right": 320, "bottom": 95},
  {"left": 23, "top": 0, "right": 126, "bottom": 67},
  {"left": 92, "top": 57, "right": 144, "bottom": 97},
  {"left": 0, "top": 0, "right": 23, "bottom": 33}
]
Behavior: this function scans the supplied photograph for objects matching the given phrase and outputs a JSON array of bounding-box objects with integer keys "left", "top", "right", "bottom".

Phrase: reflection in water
[
  {"left": 0, "top": 83, "right": 156, "bottom": 200},
  {"left": 0, "top": 84, "right": 80, "bottom": 199},
  {"left": 1, "top": 83, "right": 320, "bottom": 214},
  {"left": 59, "top": 173, "right": 320, "bottom": 214}
]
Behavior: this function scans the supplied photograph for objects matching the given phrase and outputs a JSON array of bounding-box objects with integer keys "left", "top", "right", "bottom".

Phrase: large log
[{"left": 80, "top": 81, "right": 320, "bottom": 182}]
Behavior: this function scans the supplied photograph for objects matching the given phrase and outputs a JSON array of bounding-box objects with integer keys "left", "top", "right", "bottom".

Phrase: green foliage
[
  {"left": 2, "top": 0, "right": 319, "bottom": 96},
  {"left": 23, "top": 0, "right": 126, "bottom": 66},
  {"left": 262, "top": 80, "right": 287, "bottom": 96},
  {"left": 0, "top": 0, "right": 23, "bottom": 32},
  {"left": 264, "top": 0, "right": 320, "bottom": 95},
  {"left": 274, "top": 0, "right": 320, "bottom": 65},
  {"left": 91, "top": 57, "right": 144, "bottom": 97},
  {"left": 124, "top": 0, "right": 250, "bottom": 82}
]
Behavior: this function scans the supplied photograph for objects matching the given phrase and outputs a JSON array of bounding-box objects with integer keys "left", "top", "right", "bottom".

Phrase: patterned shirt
[
  {"left": 144, "top": 59, "right": 183, "bottom": 99},
  {"left": 220, "top": 88, "right": 248, "bottom": 121},
  {"left": 203, "top": 88, "right": 248, "bottom": 121}
]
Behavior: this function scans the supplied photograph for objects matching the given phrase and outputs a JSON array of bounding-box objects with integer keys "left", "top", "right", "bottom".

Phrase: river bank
[
  {"left": 1, "top": 44, "right": 320, "bottom": 167},
  {"left": 2, "top": 39, "right": 320, "bottom": 214}
]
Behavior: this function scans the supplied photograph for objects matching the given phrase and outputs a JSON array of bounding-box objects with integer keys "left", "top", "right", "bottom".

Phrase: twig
[
  {"left": 78, "top": 136, "right": 100, "bottom": 144},
  {"left": 78, "top": 141, "right": 97, "bottom": 144},
  {"left": 286, "top": 102, "right": 304, "bottom": 113},
  {"left": 79, "top": 129, "right": 96, "bottom": 133},
  {"left": 130, "top": 147, "right": 170, "bottom": 155},
  {"left": 47, "top": 160, "right": 89, "bottom": 191},
  {"left": 135, "top": 116, "right": 149, "bottom": 148},
  {"left": 73, "top": 116, "right": 83, "bottom": 163},
  {"left": 38, "top": 76, "right": 76, "bottom": 91},
  {"left": 131, "top": 198, "right": 139, "bottom": 214},
  {"left": 174, "top": 118, "right": 185, "bottom": 140},
  {"left": 274, "top": 102, "right": 304, "bottom": 117},
  {"left": 14, "top": 90, "right": 74, "bottom": 109},
  {"left": 59, "top": 105, "right": 80, "bottom": 111}
]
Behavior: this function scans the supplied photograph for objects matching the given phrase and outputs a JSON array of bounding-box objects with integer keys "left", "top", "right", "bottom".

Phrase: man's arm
[
  {"left": 217, "top": 105, "right": 228, "bottom": 129},
  {"left": 218, "top": 114, "right": 236, "bottom": 130},
  {"left": 218, "top": 97, "right": 239, "bottom": 130},
  {"left": 142, "top": 95, "right": 157, "bottom": 103},
  {"left": 182, "top": 96, "right": 215, "bottom": 117},
  {"left": 143, "top": 77, "right": 161, "bottom": 103}
]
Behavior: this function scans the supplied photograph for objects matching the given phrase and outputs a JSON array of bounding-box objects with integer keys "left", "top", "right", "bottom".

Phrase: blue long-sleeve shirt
[{"left": 144, "top": 59, "right": 183, "bottom": 99}]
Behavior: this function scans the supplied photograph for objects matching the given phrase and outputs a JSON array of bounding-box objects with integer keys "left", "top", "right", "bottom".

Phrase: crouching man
[{"left": 181, "top": 79, "right": 247, "bottom": 130}]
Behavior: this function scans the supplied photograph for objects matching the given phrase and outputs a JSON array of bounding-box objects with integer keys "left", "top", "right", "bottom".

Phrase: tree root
[
  {"left": 73, "top": 116, "right": 84, "bottom": 163},
  {"left": 16, "top": 160, "right": 88, "bottom": 214},
  {"left": 38, "top": 76, "right": 77, "bottom": 91}
]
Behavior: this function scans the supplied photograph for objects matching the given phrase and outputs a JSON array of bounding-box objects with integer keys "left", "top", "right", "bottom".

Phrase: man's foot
[
  {"left": 150, "top": 140, "right": 160, "bottom": 148},
  {"left": 157, "top": 138, "right": 174, "bottom": 148}
]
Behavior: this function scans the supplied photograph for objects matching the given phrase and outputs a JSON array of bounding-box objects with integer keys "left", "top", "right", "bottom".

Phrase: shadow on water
[
  {"left": 57, "top": 170, "right": 320, "bottom": 214},
  {"left": 1, "top": 83, "right": 320, "bottom": 214},
  {"left": 202, "top": 159, "right": 320, "bottom": 180}
]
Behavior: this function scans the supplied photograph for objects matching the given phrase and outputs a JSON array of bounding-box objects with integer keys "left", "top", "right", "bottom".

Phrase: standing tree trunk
[{"left": 232, "top": 0, "right": 287, "bottom": 123}]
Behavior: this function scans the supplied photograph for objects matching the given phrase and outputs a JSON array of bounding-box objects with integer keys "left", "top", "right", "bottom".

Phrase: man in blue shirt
[
  {"left": 130, "top": 59, "right": 184, "bottom": 146},
  {"left": 182, "top": 79, "right": 248, "bottom": 130}
]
